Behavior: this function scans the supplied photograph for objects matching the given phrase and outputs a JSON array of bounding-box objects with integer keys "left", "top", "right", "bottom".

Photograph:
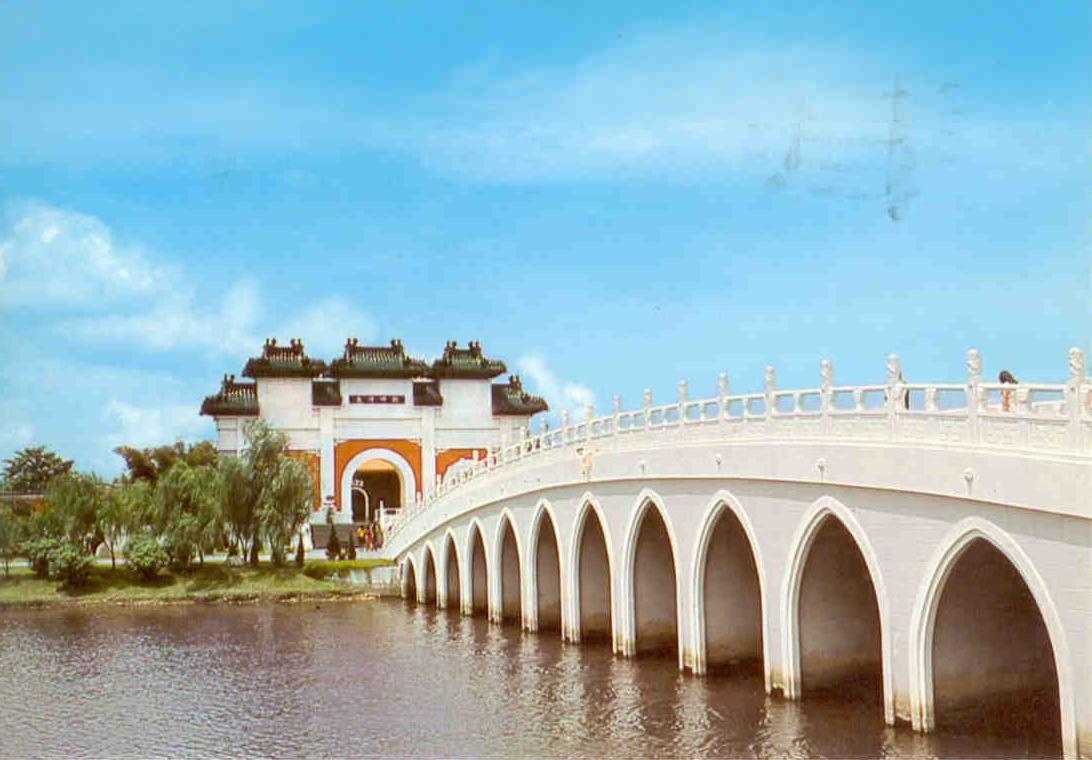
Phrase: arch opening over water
[
  {"left": 798, "top": 516, "right": 883, "bottom": 704},
  {"left": 422, "top": 548, "right": 437, "bottom": 606},
  {"left": 469, "top": 524, "right": 488, "bottom": 616},
  {"left": 930, "top": 538, "right": 1061, "bottom": 755},
  {"left": 403, "top": 559, "right": 417, "bottom": 601},
  {"left": 444, "top": 534, "right": 460, "bottom": 611},
  {"left": 499, "top": 517, "right": 522, "bottom": 624},
  {"left": 577, "top": 507, "right": 612, "bottom": 642},
  {"left": 632, "top": 504, "right": 678, "bottom": 657},
  {"left": 702, "top": 506, "right": 763, "bottom": 675},
  {"left": 534, "top": 511, "right": 561, "bottom": 631}
]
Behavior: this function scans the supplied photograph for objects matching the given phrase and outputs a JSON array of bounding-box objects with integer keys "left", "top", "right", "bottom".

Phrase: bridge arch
[
  {"left": 420, "top": 542, "right": 438, "bottom": 606},
  {"left": 621, "top": 488, "right": 684, "bottom": 665},
  {"left": 690, "top": 489, "right": 770, "bottom": 690},
  {"left": 908, "top": 516, "right": 1076, "bottom": 757},
  {"left": 528, "top": 499, "right": 563, "bottom": 633},
  {"left": 440, "top": 528, "right": 461, "bottom": 611},
  {"left": 567, "top": 494, "right": 615, "bottom": 646},
  {"left": 464, "top": 518, "right": 490, "bottom": 616},
  {"left": 492, "top": 508, "right": 524, "bottom": 624},
  {"left": 780, "top": 496, "right": 894, "bottom": 724},
  {"left": 401, "top": 554, "right": 418, "bottom": 601}
]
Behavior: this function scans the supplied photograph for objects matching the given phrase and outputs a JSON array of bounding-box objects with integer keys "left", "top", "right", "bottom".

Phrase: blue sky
[{"left": 1, "top": 2, "right": 1088, "bottom": 475}]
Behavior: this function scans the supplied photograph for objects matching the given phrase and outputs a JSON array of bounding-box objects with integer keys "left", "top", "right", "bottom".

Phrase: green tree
[
  {"left": 115, "top": 441, "right": 220, "bottom": 484},
  {"left": 242, "top": 420, "right": 290, "bottom": 565},
  {"left": 3, "top": 446, "right": 74, "bottom": 494},
  {"left": 153, "top": 462, "right": 218, "bottom": 570},
  {"left": 258, "top": 457, "right": 313, "bottom": 566},
  {"left": 0, "top": 503, "right": 18, "bottom": 576},
  {"left": 98, "top": 481, "right": 145, "bottom": 569},
  {"left": 44, "top": 472, "right": 106, "bottom": 553},
  {"left": 218, "top": 454, "right": 256, "bottom": 562}
]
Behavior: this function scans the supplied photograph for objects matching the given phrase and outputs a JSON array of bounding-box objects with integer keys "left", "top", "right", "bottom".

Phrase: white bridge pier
[{"left": 382, "top": 349, "right": 1092, "bottom": 758}]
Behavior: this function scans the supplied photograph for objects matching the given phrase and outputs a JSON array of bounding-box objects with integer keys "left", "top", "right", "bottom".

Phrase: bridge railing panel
[{"left": 384, "top": 349, "right": 1091, "bottom": 539}]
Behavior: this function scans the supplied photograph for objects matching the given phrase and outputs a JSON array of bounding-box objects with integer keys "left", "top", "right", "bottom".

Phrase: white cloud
[
  {"left": 0, "top": 202, "right": 169, "bottom": 307},
  {"left": 517, "top": 354, "right": 595, "bottom": 418},
  {"left": 104, "top": 400, "right": 211, "bottom": 450},
  {"left": 1, "top": 202, "right": 377, "bottom": 358}
]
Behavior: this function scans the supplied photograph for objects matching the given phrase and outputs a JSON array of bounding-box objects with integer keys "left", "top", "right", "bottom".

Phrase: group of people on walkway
[{"left": 355, "top": 522, "right": 383, "bottom": 551}]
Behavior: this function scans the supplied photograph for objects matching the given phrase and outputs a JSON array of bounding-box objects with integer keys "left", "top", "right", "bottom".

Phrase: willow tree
[{"left": 259, "top": 457, "right": 313, "bottom": 566}]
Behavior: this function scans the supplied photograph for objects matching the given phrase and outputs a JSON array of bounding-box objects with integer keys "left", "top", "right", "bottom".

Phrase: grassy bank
[{"left": 0, "top": 559, "right": 395, "bottom": 609}]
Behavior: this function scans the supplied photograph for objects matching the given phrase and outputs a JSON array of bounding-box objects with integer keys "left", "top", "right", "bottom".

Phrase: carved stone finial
[
  {"left": 643, "top": 388, "right": 653, "bottom": 408},
  {"left": 1068, "top": 347, "right": 1085, "bottom": 384},
  {"left": 718, "top": 372, "right": 729, "bottom": 398},
  {"left": 612, "top": 394, "right": 622, "bottom": 414},
  {"left": 678, "top": 380, "right": 688, "bottom": 404},
  {"left": 886, "top": 354, "right": 901, "bottom": 385},
  {"left": 967, "top": 349, "right": 982, "bottom": 384},
  {"left": 764, "top": 366, "right": 776, "bottom": 393},
  {"left": 820, "top": 359, "right": 834, "bottom": 389},
  {"left": 585, "top": 402, "right": 595, "bottom": 421}
]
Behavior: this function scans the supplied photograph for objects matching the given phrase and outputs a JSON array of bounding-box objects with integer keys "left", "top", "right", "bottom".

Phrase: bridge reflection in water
[{"left": 393, "top": 349, "right": 1091, "bottom": 758}]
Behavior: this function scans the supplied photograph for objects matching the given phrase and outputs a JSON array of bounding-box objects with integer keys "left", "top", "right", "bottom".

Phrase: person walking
[{"left": 999, "top": 370, "right": 1019, "bottom": 412}]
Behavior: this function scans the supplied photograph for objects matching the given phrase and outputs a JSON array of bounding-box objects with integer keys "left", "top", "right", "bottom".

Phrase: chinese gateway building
[{"left": 200, "top": 338, "right": 547, "bottom": 540}]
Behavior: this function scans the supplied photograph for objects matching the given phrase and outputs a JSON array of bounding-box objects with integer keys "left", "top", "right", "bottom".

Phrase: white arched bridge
[{"left": 382, "top": 349, "right": 1092, "bottom": 758}]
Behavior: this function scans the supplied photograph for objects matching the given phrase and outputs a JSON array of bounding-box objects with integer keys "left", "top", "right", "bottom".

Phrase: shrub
[
  {"left": 24, "top": 537, "right": 63, "bottom": 578},
  {"left": 47, "top": 542, "right": 93, "bottom": 589},
  {"left": 326, "top": 525, "right": 341, "bottom": 560},
  {"left": 124, "top": 533, "right": 170, "bottom": 581}
]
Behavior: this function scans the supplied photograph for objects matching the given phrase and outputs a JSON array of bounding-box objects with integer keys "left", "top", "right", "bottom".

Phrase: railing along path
[{"left": 389, "top": 348, "right": 1092, "bottom": 537}]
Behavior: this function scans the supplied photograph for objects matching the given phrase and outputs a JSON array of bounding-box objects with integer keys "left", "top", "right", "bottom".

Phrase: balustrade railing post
[
  {"left": 585, "top": 402, "right": 595, "bottom": 440},
  {"left": 1066, "top": 347, "right": 1085, "bottom": 452},
  {"left": 677, "top": 380, "right": 688, "bottom": 425},
  {"left": 887, "top": 353, "right": 901, "bottom": 441},
  {"left": 718, "top": 373, "right": 730, "bottom": 420},
  {"left": 561, "top": 410, "right": 571, "bottom": 445},
  {"left": 967, "top": 349, "right": 982, "bottom": 444},
  {"left": 499, "top": 432, "right": 508, "bottom": 465},
  {"left": 764, "top": 366, "right": 776, "bottom": 419},
  {"left": 643, "top": 389, "right": 652, "bottom": 426},
  {"left": 612, "top": 394, "right": 622, "bottom": 435},
  {"left": 820, "top": 359, "right": 833, "bottom": 435}
]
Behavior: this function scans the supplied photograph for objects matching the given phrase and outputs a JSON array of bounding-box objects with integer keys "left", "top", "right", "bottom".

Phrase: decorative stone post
[
  {"left": 718, "top": 372, "right": 730, "bottom": 420},
  {"left": 764, "top": 365, "right": 776, "bottom": 417},
  {"left": 643, "top": 388, "right": 653, "bottom": 424},
  {"left": 966, "top": 349, "right": 982, "bottom": 443},
  {"left": 561, "top": 409, "right": 570, "bottom": 443},
  {"left": 820, "top": 359, "right": 834, "bottom": 408},
  {"left": 585, "top": 402, "right": 595, "bottom": 439},
  {"left": 677, "top": 380, "right": 688, "bottom": 423},
  {"left": 1067, "top": 347, "right": 1086, "bottom": 450},
  {"left": 613, "top": 394, "right": 622, "bottom": 434},
  {"left": 886, "top": 353, "right": 903, "bottom": 440}
]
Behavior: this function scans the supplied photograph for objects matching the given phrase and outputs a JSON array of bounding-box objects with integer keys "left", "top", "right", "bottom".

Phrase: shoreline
[
  {"left": 0, "top": 588, "right": 397, "bottom": 612},
  {"left": 0, "top": 560, "right": 399, "bottom": 612}
]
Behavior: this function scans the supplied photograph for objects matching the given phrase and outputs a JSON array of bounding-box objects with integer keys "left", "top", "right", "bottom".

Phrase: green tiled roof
[
  {"left": 312, "top": 379, "right": 342, "bottom": 406},
  {"left": 431, "top": 340, "right": 507, "bottom": 380},
  {"left": 327, "top": 338, "right": 430, "bottom": 379},
  {"left": 200, "top": 375, "right": 259, "bottom": 417},
  {"left": 492, "top": 375, "right": 548, "bottom": 416},
  {"left": 242, "top": 338, "right": 327, "bottom": 378}
]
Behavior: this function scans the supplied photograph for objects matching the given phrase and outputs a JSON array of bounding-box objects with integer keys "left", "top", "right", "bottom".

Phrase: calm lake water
[{"left": 0, "top": 601, "right": 1053, "bottom": 758}]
